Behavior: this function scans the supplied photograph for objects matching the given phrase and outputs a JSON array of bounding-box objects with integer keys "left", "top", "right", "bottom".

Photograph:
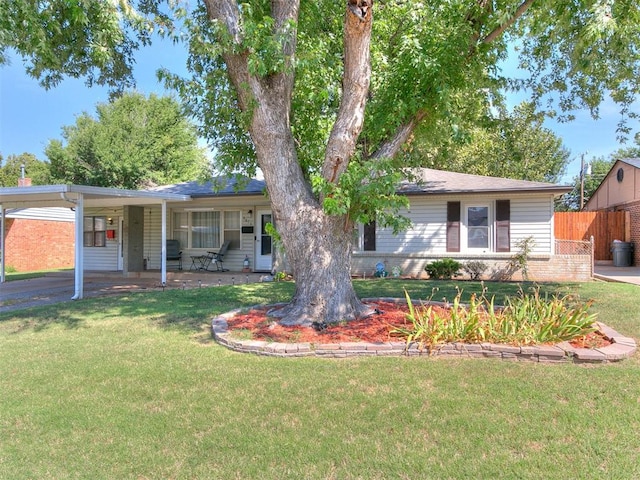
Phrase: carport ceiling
[{"left": 0, "top": 185, "right": 191, "bottom": 209}]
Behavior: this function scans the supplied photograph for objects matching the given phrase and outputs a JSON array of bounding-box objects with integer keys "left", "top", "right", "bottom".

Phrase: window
[
  {"left": 192, "top": 211, "right": 220, "bottom": 248},
  {"left": 84, "top": 216, "right": 106, "bottom": 247},
  {"left": 172, "top": 210, "right": 241, "bottom": 249},
  {"left": 446, "top": 200, "right": 511, "bottom": 253},
  {"left": 467, "top": 206, "right": 489, "bottom": 249},
  {"left": 224, "top": 211, "right": 241, "bottom": 249}
]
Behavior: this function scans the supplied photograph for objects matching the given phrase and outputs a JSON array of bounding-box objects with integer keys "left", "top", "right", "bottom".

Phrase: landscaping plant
[
  {"left": 392, "top": 286, "right": 597, "bottom": 351},
  {"left": 424, "top": 258, "right": 461, "bottom": 280}
]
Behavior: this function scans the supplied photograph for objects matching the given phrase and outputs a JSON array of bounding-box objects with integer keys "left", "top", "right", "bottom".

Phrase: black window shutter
[
  {"left": 446, "top": 202, "right": 460, "bottom": 252},
  {"left": 363, "top": 221, "right": 376, "bottom": 251},
  {"left": 495, "top": 200, "right": 510, "bottom": 252}
]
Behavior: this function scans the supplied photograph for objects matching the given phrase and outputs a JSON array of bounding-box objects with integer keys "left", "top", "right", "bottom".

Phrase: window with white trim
[
  {"left": 466, "top": 205, "right": 489, "bottom": 250},
  {"left": 83, "top": 216, "right": 106, "bottom": 247},
  {"left": 446, "top": 200, "right": 511, "bottom": 253},
  {"left": 172, "top": 210, "right": 241, "bottom": 249}
]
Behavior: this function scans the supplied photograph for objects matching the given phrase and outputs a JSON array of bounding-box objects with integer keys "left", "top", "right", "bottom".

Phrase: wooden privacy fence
[{"left": 555, "top": 211, "right": 627, "bottom": 261}]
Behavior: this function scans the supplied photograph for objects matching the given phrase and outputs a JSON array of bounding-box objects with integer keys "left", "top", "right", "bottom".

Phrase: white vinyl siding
[{"left": 366, "top": 194, "right": 554, "bottom": 256}]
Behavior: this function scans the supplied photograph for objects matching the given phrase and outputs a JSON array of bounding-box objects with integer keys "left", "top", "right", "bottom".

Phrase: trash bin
[{"left": 611, "top": 241, "right": 634, "bottom": 267}]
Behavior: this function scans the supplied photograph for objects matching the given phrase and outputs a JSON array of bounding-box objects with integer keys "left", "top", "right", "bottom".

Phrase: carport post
[
  {"left": 1, "top": 205, "right": 5, "bottom": 283},
  {"left": 161, "top": 200, "right": 167, "bottom": 286},
  {"left": 72, "top": 193, "right": 84, "bottom": 300}
]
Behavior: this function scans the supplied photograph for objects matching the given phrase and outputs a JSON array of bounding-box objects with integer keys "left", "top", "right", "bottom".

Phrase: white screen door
[{"left": 255, "top": 210, "right": 273, "bottom": 271}]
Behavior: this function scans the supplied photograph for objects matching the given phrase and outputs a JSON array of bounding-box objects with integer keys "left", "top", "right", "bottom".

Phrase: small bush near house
[
  {"left": 425, "top": 258, "right": 461, "bottom": 279},
  {"left": 463, "top": 260, "right": 488, "bottom": 280}
]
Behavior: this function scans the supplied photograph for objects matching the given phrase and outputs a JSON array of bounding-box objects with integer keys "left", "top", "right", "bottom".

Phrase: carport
[{"left": 0, "top": 185, "right": 190, "bottom": 299}]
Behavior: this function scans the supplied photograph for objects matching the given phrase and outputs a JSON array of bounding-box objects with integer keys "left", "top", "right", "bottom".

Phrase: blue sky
[{"left": 1, "top": 37, "right": 638, "bottom": 185}]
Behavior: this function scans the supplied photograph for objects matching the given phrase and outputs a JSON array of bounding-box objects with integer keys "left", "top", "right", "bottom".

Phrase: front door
[{"left": 255, "top": 210, "right": 273, "bottom": 272}]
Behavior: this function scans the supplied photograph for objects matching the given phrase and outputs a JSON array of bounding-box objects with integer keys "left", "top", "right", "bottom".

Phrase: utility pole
[{"left": 579, "top": 152, "right": 590, "bottom": 210}]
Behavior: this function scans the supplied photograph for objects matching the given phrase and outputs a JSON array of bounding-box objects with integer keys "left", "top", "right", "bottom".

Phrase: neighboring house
[
  {"left": 584, "top": 158, "right": 640, "bottom": 265},
  {"left": 2, "top": 169, "right": 584, "bottom": 283},
  {"left": 2, "top": 207, "right": 75, "bottom": 272}
]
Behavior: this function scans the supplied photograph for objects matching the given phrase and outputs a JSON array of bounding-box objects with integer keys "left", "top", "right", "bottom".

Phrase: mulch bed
[{"left": 226, "top": 300, "right": 611, "bottom": 347}]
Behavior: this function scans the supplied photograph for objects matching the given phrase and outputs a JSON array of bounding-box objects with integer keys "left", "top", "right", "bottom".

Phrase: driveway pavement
[
  {"left": 593, "top": 264, "right": 640, "bottom": 286},
  {"left": 0, "top": 270, "right": 267, "bottom": 313}
]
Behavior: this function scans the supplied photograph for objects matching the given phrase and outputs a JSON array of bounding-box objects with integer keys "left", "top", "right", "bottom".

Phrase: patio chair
[
  {"left": 166, "top": 239, "right": 183, "bottom": 270},
  {"left": 210, "top": 241, "right": 231, "bottom": 271}
]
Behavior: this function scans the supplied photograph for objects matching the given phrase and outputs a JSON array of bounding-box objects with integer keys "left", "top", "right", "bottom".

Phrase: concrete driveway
[
  {"left": 0, "top": 270, "right": 267, "bottom": 313},
  {"left": 593, "top": 264, "right": 640, "bottom": 286}
]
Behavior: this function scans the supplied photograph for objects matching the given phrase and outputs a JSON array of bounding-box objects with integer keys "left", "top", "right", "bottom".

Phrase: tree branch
[
  {"left": 481, "top": 0, "right": 536, "bottom": 45},
  {"left": 369, "top": 109, "right": 428, "bottom": 160},
  {"left": 370, "top": 0, "right": 536, "bottom": 163},
  {"left": 322, "top": 0, "right": 373, "bottom": 184}
]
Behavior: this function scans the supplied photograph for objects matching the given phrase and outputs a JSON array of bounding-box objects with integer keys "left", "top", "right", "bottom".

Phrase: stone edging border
[{"left": 210, "top": 299, "right": 637, "bottom": 364}]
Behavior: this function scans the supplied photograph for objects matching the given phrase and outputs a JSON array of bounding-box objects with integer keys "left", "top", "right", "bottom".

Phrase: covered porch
[{"left": 0, "top": 184, "right": 191, "bottom": 300}]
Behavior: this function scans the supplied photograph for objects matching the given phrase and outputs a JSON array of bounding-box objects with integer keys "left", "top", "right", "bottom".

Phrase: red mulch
[{"left": 225, "top": 300, "right": 612, "bottom": 347}]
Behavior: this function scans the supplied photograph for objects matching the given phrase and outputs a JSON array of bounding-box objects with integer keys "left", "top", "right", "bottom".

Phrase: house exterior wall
[
  {"left": 585, "top": 160, "right": 640, "bottom": 266},
  {"left": 350, "top": 252, "right": 591, "bottom": 282},
  {"left": 622, "top": 200, "right": 640, "bottom": 266},
  {"left": 351, "top": 193, "right": 577, "bottom": 281},
  {"left": 586, "top": 161, "right": 640, "bottom": 210},
  {"left": 363, "top": 193, "right": 555, "bottom": 256},
  {"left": 3, "top": 217, "right": 75, "bottom": 272}
]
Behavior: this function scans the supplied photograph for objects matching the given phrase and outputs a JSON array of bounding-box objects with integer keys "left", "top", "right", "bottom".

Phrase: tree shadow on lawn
[
  {"left": 0, "top": 279, "right": 589, "bottom": 338},
  {"left": 0, "top": 282, "right": 296, "bottom": 336}
]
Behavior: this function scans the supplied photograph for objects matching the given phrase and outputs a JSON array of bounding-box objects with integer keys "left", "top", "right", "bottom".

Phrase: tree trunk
[
  {"left": 205, "top": 0, "right": 375, "bottom": 325},
  {"left": 270, "top": 204, "right": 374, "bottom": 326},
  {"left": 250, "top": 93, "right": 373, "bottom": 326}
]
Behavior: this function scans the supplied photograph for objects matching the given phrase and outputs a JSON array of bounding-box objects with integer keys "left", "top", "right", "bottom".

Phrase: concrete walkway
[
  {"left": 0, "top": 270, "right": 269, "bottom": 313},
  {"left": 593, "top": 264, "right": 640, "bottom": 286}
]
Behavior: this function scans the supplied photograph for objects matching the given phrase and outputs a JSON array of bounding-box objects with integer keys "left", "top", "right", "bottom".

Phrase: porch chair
[
  {"left": 211, "top": 241, "right": 231, "bottom": 271},
  {"left": 166, "top": 239, "right": 183, "bottom": 270}
]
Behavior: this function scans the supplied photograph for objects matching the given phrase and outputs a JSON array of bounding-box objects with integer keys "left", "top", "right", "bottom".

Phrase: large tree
[
  {"left": 3, "top": 1, "right": 640, "bottom": 324},
  {"left": 45, "top": 92, "right": 208, "bottom": 189}
]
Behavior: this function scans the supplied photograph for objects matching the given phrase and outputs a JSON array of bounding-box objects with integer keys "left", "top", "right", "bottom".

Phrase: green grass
[
  {"left": 3, "top": 268, "right": 73, "bottom": 282},
  {"left": 1, "top": 279, "right": 639, "bottom": 479}
]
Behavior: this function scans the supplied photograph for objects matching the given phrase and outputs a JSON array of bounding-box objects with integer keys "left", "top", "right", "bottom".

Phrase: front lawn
[{"left": 1, "top": 280, "right": 639, "bottom": 479}]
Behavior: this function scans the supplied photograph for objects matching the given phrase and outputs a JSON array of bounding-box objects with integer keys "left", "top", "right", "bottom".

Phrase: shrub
[
  {"left": 425, "top": 258, "right": 461, "bottom": 279},
  {"left": 462, "top": 260, "right": 488, "bottom": 280},
  {"left": 507, "top": 236, "right": 535, "bottom": 280}
]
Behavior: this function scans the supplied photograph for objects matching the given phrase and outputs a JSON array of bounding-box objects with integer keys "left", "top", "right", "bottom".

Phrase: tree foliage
[
  {"left": 0, "top": 153, "right": 51, "bottom": 187},
  {"left": 4, "top": 0, "right": 640, "bottom": 322},
  {"left": 557, "top": 156, "right": 614, "bottom": 211},
  {"left": 45, "top": 92, "right": 208, "bottom": 189},
  {"left": 403, "top": 101, "right": 570, "bottom": 183}
]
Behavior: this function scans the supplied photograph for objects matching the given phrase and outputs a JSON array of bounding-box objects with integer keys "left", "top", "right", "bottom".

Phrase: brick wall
[
  {"left": 3, "top": 218, "right": 75, "bottom": 272},
  {"left": 351, "top": 252, "right": 592, "bottom": 282},
  {"left": 626, "top": 200, "right": 640, "bottom": 266}
]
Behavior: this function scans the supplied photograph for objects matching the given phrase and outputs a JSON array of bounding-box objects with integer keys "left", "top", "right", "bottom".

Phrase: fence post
[{"left": 590, "top": 235, "right": 595, "bottom": 278}]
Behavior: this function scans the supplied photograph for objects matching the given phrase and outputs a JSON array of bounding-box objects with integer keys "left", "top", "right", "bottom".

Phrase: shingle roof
[
  {"left": 151, "top": 169, "right": 569, "bottom": 199},
  {"left": 397, "top": 168, "right": 571, "bottom": 195},
  {"left": 618, "top": 158, "right": 640, "bottom": 169},
  {"left": 151, "top": 176, "right": 266, "bottom": 197}
]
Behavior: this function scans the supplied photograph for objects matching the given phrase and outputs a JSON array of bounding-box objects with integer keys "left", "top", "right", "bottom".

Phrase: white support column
[
  {"left": 1, "top": 205, "right": 5, "bottom": 283},
  {"left": 161, "top": 200, "right": 167, "bottom": 286},
  {"left": 72, "top": 194, "right": 84, "bottom": 300}
]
